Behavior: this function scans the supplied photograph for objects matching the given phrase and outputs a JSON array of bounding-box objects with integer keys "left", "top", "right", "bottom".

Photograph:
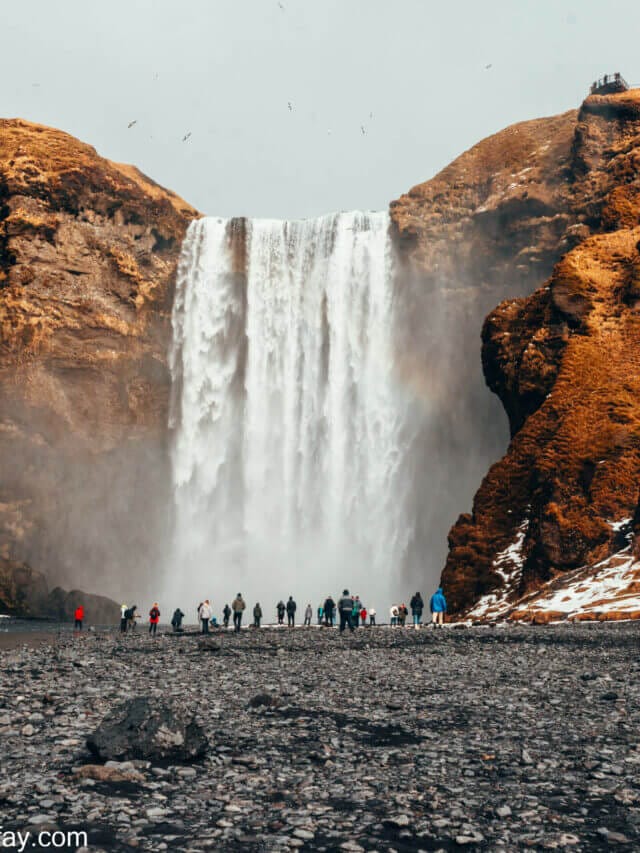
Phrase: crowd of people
[{"left": 110, "top": 587, "right": 448, "bottom": 635}]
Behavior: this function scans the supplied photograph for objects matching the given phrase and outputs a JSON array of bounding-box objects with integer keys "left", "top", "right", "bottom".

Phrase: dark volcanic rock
[
  {"left": 0, "top": 556, "right": 118, "bottom": 621},
  {"left": 86, "top": 698, "right": 207, "bottom": 764},
  {"left": 439, "top": 88, "right": 640, "bottom": 616},
  {"left": 2, "top": 623, "right": 640, "bottom": 851}
]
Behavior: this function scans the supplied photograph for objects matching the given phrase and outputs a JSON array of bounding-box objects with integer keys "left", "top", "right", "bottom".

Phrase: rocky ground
[{"left": 1, "top": 623, "right": 640, "bottom": 851}]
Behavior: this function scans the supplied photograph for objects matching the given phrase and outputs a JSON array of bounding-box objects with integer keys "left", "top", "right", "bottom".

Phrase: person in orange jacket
[
  {"left": 74, "top": 605, "right": 84, "bottom": 631},
  {"left": 149, "top": 603, "right": 160, "bottom": 636}
]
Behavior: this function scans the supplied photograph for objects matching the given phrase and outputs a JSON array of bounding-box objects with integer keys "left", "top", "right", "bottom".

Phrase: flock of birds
[{"left": 32, "top": 2, "right": 496, "bottom": 145}]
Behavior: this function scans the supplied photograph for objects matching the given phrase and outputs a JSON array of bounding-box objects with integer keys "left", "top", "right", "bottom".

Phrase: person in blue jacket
[{"left": 430, "top": 587, "right": 447, "bottom": 627}]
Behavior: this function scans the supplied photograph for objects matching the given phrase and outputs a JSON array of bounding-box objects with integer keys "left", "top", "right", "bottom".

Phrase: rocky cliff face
[
  {"left": 0, "top": 119, "right": 198, "bottom": 606},
  {"left": 390, "top": 108, "right": 584, "bottom": 591},
  {"left": 429, "top": 89, "right": 640, "bottom": 617}
]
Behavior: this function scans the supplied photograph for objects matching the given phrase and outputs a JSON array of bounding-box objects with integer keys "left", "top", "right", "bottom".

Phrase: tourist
[
  {"left": 253, "top": 602, "right": 263, "bottom": 628},
  {"left": 398, "top": 603, "right": 408, "bottom": 627},
  {"left": 120, "top": 603, "right": 128, "bottom": 633},
  {"left": 223, "top": 603, "right": 231, "bottom": 629},
  {"left": 338, "top": 589, "right": 355, "bottom": 633},
  {"left": 149, "top": 603, "right": 160, "bottom": 636},
  {"left": 303, "top": 603, "right": 312, "bottom": 626},
  {"left": 430, "top": 587, "right": 447, "bottom": 627},
  {"left": 199, "top": 600, "right": 212, "bottom": 634},
  {"left": 360, "top": 605, "right": 367, "bottom": 626},
  {"left": 369, "top": 606, "right": 376, "bottom": 626},
  {"left": 74, "top": 604, "right": 84, "bottom": 631},
  {"left": 286, "top": 596, "right": 297, "bottom": 627},
  {"left": 317, "top": 604, "right": 324, "bottom": 625},
  {"left": 390, "top": 604, "right": 399, "bottom": 627},
  {"left": 352, "top": 596, "right": 361, "bottom": 628},
  {"left": 276, "top": 600, "right": 286, "bottom": 625},
  {"left": 126, "top": 605, "right": 139, "bottom": 631},
  {"left": 171, "top": 608, "right": 185, "bottom": 632},
  {"left": 324, "top": 595, "right": 335, "bottom": 627},
  {"left": 232, "top": 593, "right": 245, "bottom": 632},
  {"left": 410, "top": 592, "right": 424, "bottom": 629}
]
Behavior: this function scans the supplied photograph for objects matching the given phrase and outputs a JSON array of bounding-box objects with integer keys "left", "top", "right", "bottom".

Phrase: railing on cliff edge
[{"left": 589, "top": 73, "right": 630, "bottom": 95}]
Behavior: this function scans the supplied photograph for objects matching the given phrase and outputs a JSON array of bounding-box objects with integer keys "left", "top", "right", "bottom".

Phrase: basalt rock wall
[
  {"left": 0, "top": 119, "right": 198, "bottom": 606},
  {"left": 426, "top": 90, "right": 640, "bottom": 614}
]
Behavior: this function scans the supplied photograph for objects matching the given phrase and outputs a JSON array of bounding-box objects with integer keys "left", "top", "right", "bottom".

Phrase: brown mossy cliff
[
  {"left": 438, "top": 89, "right": 640, "bottom": 614},
  {"left": 0, "top": 119, "right": 198, "bottom": 605}
]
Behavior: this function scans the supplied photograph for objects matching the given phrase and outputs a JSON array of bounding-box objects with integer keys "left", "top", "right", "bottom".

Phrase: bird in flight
[
  {"left": 127, "top": 120, "right": 137, "bottom": 128},
  {"left": 485, "top": 63, "right": 492, "bottom": 70},
  {"left": 182, "top": 132, "right": 192, "bottom": 142},
  {"left": 360, "top": 125, "right": 366, "bottom": 135},
  {"left": 278, "top": 2, "right": 285, "bottom": 8},
  {"left": 288, "top": 101, "right": 293, "bottom": 111}
]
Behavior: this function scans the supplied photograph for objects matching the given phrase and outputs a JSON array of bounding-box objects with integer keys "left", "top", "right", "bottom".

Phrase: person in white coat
[
  {"left": 199, "top": 599, "right": 212, "bottom": 634},
  {"left": 304, "top": 604, "right": 313, "bottom": 626}
]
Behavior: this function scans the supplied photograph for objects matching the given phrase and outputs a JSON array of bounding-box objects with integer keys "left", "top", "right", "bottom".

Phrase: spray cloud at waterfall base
[{"left": 165, "top": 212, "right": 429, "bottom": 611}]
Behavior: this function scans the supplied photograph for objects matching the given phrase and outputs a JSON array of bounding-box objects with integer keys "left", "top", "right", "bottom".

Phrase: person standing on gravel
[
  {"left": 127, "top": 605, "right": 139, "bottom": 631},
  {"left": 430, "top": 587, "right": 447, "bottom": 627},
  {"left": 338, "top": 590, "right": 355, "bottom": 633},
  {"left": 324, "top": 595, "right": 336, "bottom": 627},
  {"left": 352, "top": 595, "right": 362, "bottom": 628},
  {"left": 286, "top": 596, "right": 297, "bottom": 627},
  {"left": 199, "top": 600, "right": 212, "bottom": 634},
  {"left": 317, "top": 603, "right": 324, "bottom": 625},
  {"left": 149, "top": 603, "right": 160, "bottom": 636},
  {"left": 120, "top": 603, "right": 128, "bottom": 633},
  {"left": 223, "top": 603, "right": 231, "bottom": 629},
  {"left": 74, "top": 604, "right": 84, "bottom": 631},
  {"left": 253, "top": 602, "right": 263, "bottom": 628},
  {"left": 410, "top": 592, "right": 424, "bottom": 629},
  {"left": 304, "top": 604, "right": 313, "bottom": 626},
  {"left": 369, "top": 606, "right": 376, "bottom": 626},
  {"left": 232, "top": 594, "right": 246, "bottom": 632},
  {"left": 171, "top": 608, "right": 185, "bottom": 632},
  {"left": 390, "top": 604, "right": 399, "bottom": 627}
]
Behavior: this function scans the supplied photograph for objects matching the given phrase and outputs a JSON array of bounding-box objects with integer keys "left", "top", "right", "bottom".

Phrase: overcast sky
[{"left": 5, "top": 0, "right": 640, "bottom": 219}]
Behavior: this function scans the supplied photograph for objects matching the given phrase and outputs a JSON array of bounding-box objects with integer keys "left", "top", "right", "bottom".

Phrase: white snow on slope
[{"left": 467, "top": 513, "right": 530, "bottom": 620}]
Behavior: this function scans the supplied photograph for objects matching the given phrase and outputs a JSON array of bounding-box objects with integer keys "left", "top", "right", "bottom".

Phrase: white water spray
[{"left": 167, "top": 211, "right": 418, "bottom": 611}]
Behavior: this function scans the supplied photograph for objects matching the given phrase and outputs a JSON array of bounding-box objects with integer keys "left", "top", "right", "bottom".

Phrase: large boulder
[
  {"left": 0, "top": 557, "right": 119, "bottom": 621},
  {"left": 86, "top": 698, "right": 208, "bottom": 764}
]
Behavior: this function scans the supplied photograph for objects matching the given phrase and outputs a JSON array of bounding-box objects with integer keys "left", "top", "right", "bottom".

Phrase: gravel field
[{"left": 1, "top": 622, "right": 640, "bottom": 851}]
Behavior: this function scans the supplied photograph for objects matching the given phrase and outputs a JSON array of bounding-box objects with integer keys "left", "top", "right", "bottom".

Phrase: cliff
[
  {"left": 390, "top": 107, "right": 586, "bottom": 591},
  {"left": 0, "top": 119, "right": 198, "bottom": 606},
  {"left": 427, "top": 89, "right": 640, "bottom": 619}
]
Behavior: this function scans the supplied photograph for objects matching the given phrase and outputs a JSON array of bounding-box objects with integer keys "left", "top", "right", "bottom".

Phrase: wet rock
[{"left": 86, "top": 698, "right": 207, "bottom": 764}]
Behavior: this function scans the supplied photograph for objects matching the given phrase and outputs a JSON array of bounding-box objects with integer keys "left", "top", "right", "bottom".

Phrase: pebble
[{"left": 0, "top": 623, "right": 638, "bottom": 850}]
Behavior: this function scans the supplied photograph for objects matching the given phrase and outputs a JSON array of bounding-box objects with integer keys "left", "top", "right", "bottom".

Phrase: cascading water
[{"left": 166, "top": 211, "right": 419, "bottom": 611}]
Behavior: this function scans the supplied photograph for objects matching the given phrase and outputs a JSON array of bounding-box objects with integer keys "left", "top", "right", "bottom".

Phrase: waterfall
[{"left": 166, "top": 211, "right": 417, "bottom": 611}]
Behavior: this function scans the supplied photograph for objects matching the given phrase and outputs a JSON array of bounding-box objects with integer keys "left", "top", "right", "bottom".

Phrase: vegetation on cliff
[{"left": 437, "top": 89, "right": 640, "bottom": 616}]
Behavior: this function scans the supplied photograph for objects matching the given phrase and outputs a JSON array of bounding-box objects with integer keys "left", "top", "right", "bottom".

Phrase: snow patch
[{"left": 467, "top": 512, "right": 530, "bottom": 620}]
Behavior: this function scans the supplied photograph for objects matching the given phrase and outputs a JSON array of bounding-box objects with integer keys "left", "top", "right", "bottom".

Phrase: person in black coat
[
  {"left": 410, "top": 592, "right": 424, "bottom": 628},
  {"left": 338, "top": 590, "right": 355, "bottom": 633},
  {"left": 286, "top": 596, "right": 297, "bottom": 627},
  {"left": 323, "top": 595, "right": 336, "bottom": 627},
  {"left": 171, "top": 608, "right": 185, "bottom": 632}
]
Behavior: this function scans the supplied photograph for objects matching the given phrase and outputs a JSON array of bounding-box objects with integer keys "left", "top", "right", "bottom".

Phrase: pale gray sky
[{"left": 5, "top": 0, "right": 640, "bottom": 218}]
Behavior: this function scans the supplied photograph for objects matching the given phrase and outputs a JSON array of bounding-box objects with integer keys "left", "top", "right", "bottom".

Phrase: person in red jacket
[
  {"left": 74, "top": 605, "right": 84, "bottom": 631},
  {"left": 149, "top": 603, "right": 160, "bottom": 636}
]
